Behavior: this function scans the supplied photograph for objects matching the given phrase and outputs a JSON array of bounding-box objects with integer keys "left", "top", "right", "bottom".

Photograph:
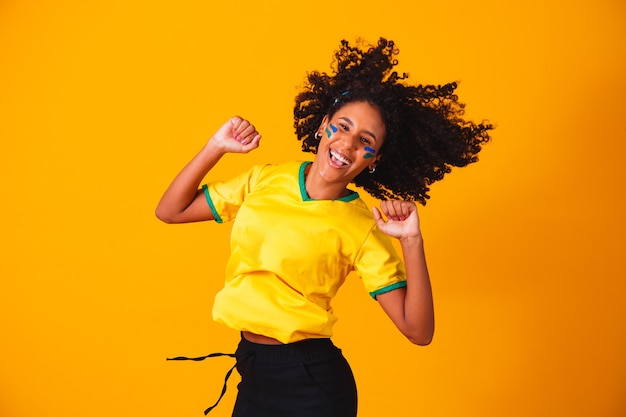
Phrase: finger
[
  {"left": 395, "top": 201, "right": 411, "bottom": 220},
  {"left": 235, "top": 119, "right": 255, "bottom": 134},
  {"left": 240, "top": 129, "right": 261, "bottom": 146},
  {"left": 404, "top": 202, "right": 417, "bottom": 218},
  {"left": 241, "top": 128, "right": 259, "bottom": 144},
  {"left": 383, "top": 200, "right": 401, "bottom": 221},
  {"left": 231, "top": 118, "right": 251, "bottom": 140},
  {"left": 379, "top": 200, "right": 390, "bottom": 214},
  {"left": 231, "top": 121, "right": 245, "bottom": 142},
  {"left": 242, "top": 134, "right": 261, "bottom": 150},
  {"left": 237, "top": 123, "right": 254, "bottom": 136},
  {"left": 229, "top": 116, "right": 244, "bottom": 133},
  {"left": 238, "top": 125, "right": 261, "bottom": 145},
  {"left": 379, "top": 201, "right": 395, "bottom": 219},
  {"left": 372, "top": 206, "right": 382, "bottom": 221},
  {"left": 371, "top": 206, "right": 386, "bottom": 226},
  {"left": 388, "top": 200, "right": 408, "bottom": 221}
]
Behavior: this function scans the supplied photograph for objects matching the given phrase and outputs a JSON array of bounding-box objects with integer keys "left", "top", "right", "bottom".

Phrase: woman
[{"left": 156, "top": 38, "right": 492, "bottom": 417}]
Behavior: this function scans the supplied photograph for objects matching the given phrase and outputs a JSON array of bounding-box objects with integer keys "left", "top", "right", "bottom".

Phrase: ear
[
  {"left": 318, "top": 115, "right": 329, "bottom": 132},
  {"left": 368, "top": 154, "right": 382, "bottom": 171}
]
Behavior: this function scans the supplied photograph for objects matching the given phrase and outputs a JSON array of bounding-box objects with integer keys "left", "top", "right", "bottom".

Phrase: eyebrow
[{"left": 338, "top": 117, "right": 378, "bottom": 142}]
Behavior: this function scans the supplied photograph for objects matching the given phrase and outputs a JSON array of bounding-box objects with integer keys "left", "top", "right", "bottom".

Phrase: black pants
[{"left": 232, "top": 336, "right": 358, "bottom": 417}]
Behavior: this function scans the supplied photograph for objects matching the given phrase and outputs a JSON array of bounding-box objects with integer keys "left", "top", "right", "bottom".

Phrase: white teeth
[{"left": 330, "top": 149, "right": 350, "bottom": 166}]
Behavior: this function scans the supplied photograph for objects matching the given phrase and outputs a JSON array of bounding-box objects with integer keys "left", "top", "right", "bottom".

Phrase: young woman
[{"left": 156, "top": 38, "right": 492, "bottom": 417}]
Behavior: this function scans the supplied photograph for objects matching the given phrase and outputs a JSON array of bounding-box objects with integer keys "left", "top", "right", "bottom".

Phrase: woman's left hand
[{"left": 372, "top": 200, "right": 421, "bottom": 240}]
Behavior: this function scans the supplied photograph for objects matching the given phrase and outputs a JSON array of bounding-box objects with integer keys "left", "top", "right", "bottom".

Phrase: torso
[
  {"left": 242, "top": 331, "right": 283, "bottom": 345},
  {"left": 209, "top": 161, "right": 405, "bottom": 344}
]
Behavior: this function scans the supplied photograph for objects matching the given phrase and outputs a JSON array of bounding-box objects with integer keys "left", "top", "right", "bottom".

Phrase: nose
[{"left": 336, "top": 132, "right": 358, "bottom": 150}]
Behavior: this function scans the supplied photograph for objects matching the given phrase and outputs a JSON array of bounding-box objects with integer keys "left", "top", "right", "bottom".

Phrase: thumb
[{"left": 372, "top": 206, "right": 384, "bottom": 225}]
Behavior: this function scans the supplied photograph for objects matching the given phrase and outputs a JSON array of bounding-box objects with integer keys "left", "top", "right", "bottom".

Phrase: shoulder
[
  {"left": 253, "top": 160, "right": 306, "bottom": 177},
  {"left": 234, "top": 162, "right": 295, "bottom": 185},
  {"left": 341, "top": 195, "right": 376, "bottom": 221},
  {"left": 326, "top": 197, "right": 379, "bottom": 242},
  {"left": 249, "top": 160, "right": 308, "bottom": 186}
]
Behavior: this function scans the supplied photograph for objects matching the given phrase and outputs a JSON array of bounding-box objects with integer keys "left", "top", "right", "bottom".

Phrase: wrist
[
  {"left": 203, "top": 138, "right": 228, "bottom": 156},
  {"left": 399, "top": 234, "right": 424, "bottom": 248}
]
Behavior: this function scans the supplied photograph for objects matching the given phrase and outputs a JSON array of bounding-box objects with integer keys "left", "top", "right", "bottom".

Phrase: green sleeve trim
[
  {"left": 369, "top": 281, "right": 407, "bottom": 300},
  {"left": 202, "top": 184, "right": 223, "bottom": 223}
]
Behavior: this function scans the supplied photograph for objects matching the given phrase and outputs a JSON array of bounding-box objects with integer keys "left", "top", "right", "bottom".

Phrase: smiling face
[{"left": 309, "top": 101, "right": 386, "bottom": 195}]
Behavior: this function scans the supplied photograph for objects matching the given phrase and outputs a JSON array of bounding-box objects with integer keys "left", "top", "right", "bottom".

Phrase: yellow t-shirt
[{"left": 203, "top": 161, "right": 407, "bottom": 343}]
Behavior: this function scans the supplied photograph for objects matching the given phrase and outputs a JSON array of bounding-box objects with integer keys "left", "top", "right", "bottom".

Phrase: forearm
[
  {"left": 155, "top": 141, "right": 224, "bottom": 223},
  {"left": 398, "top": 235, "right": 435, "bottom": 345}
]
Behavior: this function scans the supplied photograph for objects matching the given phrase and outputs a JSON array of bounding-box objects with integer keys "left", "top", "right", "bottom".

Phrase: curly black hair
[{"left": 293, "top": 37, "right": 493, "bottom": 204}]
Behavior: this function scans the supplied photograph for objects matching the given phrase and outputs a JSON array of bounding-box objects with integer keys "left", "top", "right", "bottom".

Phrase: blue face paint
[
  {"left": 330, "top": 123, "right": 338, "bottom": 133},
  {"left": 364, "top": 146, "right": 376, "bottom": 159}
]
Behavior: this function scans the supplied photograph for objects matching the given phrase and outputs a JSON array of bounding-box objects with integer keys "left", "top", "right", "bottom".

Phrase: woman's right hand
[{"left": 208, "top": 116, "right": 261, "bottom": 154}]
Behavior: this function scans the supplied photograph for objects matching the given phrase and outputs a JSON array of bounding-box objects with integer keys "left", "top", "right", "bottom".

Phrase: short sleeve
[
  {"left": 202, "top": 164, "right": 266, "bottom": 223},
  {"left": 354, "top": 226, "right": 407, "bottom": 300}
]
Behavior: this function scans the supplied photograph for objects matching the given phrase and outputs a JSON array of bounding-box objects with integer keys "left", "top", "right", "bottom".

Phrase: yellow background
[{"left": 1, "top": 1, "right": 625, "bottom": 416}]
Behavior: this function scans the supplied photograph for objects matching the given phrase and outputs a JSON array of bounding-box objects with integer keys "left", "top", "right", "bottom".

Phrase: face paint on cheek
[
  {"left": 330, "top": 123, "right": 338, "bottom": 133},
  {"left": 325, "top": 127, "right": 332, "bottom": 138},
  {"left": 363, "top": 146, "right": 376, "bottom": 159}
]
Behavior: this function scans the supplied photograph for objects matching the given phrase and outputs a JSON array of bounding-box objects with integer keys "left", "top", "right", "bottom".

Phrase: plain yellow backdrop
[{"left": 1, "top": 1, "right": 625, "bottom": 416}]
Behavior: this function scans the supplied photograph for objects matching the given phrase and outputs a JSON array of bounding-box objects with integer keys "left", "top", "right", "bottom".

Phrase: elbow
[
  {"left": 405, "top": 327, "right": 434, "bottom": 346},
  {"left": 155, "top": 207, "right": 176, "bottom": 224},
  {"left": 408, "top": 334, "right": 433, "bottom": 346}
]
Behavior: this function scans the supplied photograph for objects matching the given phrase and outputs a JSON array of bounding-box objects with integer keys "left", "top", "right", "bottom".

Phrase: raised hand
[
  {"left": 155, "top": 116, "right": 261, "bottom": 224},
  {"left": 372, "top": 200, "right": 421, "bottom": 240},
  {"left": 209, "top": 116, "right": 261, "bottom": 154}
]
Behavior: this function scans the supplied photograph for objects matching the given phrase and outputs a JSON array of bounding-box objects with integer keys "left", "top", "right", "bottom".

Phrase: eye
[
  {"left": 360, "top": 137, "right": 372, "bottom": 145},
  {"left": 340, "top": 123, "right": 349, "bottom": 131}
]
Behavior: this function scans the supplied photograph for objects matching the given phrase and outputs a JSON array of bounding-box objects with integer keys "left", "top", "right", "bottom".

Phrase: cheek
[
  {"left": 363, "top": 146, "right": 376, "bottom": 159},
  {"left": 326, "top": 123, "right": 338, "bottom": 138}
]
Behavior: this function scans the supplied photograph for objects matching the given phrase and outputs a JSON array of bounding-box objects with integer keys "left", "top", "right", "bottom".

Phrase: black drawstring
[
  {"left": 167, "top": 352, "right": 237, "bottom": 415},
  {"left": 167, "top": 352, "right": 236, "bottom": 362}
]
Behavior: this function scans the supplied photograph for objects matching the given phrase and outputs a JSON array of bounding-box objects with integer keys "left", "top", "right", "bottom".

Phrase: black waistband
[{"left": 236, "top": 334, "right": 338, "bottom": 366}]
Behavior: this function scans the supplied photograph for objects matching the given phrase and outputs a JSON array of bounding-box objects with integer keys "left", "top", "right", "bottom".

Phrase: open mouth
[{"left": 329, "top": 149, "right": 351, "bottom": 167}]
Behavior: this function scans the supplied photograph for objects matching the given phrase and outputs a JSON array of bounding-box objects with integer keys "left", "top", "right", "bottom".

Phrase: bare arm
[
  {"left": 372, "top": 201, "right": 435, "bottom": 345},
  {"left": 155, "top": 116, "right": 261, "bottom": 224}
]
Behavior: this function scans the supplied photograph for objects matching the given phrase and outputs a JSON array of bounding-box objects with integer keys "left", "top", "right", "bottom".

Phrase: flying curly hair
[{"left": 293, "top": 37, "right": 493, "bottom": 204}]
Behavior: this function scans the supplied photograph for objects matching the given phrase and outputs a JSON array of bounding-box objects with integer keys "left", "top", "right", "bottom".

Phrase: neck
[{"left": 304, "top": 162, "right": 351, "bottom": 200}]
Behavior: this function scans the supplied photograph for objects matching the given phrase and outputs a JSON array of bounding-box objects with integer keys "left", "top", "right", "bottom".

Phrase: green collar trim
[{"left": 298, "top": 161, "right": 359, "bottom": 202}]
